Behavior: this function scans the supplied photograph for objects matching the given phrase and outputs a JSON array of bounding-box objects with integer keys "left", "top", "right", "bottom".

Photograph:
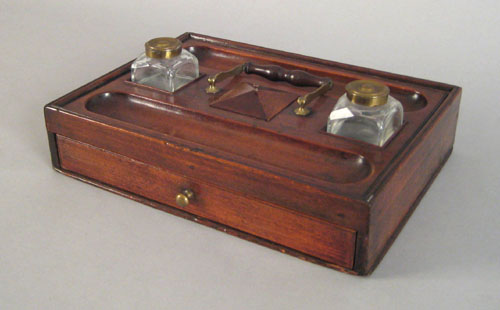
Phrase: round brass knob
[{"left": 175, "top": 189, "right": 194, "bottom": 207}]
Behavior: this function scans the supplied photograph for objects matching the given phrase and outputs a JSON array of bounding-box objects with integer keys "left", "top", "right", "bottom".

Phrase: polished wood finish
[
  {"left": 58, "top": 135, "right": 356, "bottom": 268},
  {"left": 44, "top": 33, "right": 461, "bottom": 275}
]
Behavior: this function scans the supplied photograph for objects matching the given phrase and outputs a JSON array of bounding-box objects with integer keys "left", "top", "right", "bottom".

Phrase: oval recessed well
[
  {"left": 86, "top": 92, "right": 372, "bottom": 184},
  {"left": 391, "top": 89, "right": 428, "bottom": 112},
  {"left": 186, "top": 45, "right": 211, "bottom": 62}
]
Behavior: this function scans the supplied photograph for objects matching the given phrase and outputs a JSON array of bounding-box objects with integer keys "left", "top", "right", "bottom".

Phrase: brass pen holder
[{"left": 205, "top": 62, "right": 333, "bottom": 116}]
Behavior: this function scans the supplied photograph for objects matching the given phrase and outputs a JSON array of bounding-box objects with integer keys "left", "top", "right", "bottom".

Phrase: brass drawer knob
[{"left": 175, "top": 189, "right": 194, "bottom": 207}]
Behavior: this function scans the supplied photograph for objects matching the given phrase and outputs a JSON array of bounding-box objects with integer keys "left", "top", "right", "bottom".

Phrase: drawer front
[{"left": 57, "top": 135, "right": 356, "bottom": 268}]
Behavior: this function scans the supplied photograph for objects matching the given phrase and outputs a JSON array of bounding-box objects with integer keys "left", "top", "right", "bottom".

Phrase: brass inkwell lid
[
  {"left": 145, "top": 37, "right": 182, "bottom": 59},
  {"left": 346, "top": 80, "right": 390, "bottom": 107}
]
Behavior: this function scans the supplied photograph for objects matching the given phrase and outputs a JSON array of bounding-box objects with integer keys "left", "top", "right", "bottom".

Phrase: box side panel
[
  {"left": 366, "top": 89, "right": 461, "bottom": 273},
  {"left": 57, "top": 135, "right": 357, "bottom": 269},
  {"left": 46, "top": 131, "right": 60, "bottom": 169}
]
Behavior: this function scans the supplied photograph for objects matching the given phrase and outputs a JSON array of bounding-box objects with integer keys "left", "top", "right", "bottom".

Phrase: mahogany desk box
[{"left": 44, "top": 33, "right": 461, "bottom": 275}]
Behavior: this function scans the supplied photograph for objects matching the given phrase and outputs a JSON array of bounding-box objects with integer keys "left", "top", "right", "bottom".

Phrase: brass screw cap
[
  {"left": 145, "top": 37, "right": 182, "bottom": 59},
  {"left": 346, "top": 80, "right": 390, "bottom": 107}
]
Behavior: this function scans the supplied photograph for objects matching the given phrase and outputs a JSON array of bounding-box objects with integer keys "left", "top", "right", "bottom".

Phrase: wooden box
[{"left": 44, "top": 33, "right": 461, "bottom": 275}]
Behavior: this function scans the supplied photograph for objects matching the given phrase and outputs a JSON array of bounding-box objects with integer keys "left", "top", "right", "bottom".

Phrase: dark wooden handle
[{"left": 244, "top": 62, "right": 331, "bottom": 87}]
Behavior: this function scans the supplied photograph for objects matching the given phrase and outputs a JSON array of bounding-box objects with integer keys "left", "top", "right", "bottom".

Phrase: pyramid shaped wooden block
[{"left": 210, "top": 82, "right": 298, "bottom": 121}]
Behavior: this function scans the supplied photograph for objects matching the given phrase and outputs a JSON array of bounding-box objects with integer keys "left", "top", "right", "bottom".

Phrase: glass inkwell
[
  {"left": 327, "top": 80, "right": 403, "bottom": 146},
  {"left": 131, "top": 37, "right": 199, "bottom": 92}
]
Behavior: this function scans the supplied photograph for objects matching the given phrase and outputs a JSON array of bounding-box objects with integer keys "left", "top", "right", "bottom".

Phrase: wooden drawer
[{"left": 57, "top": 135, "right": 357, "bottom": 269}]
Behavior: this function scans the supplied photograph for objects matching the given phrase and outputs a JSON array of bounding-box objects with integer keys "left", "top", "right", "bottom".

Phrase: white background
[{"left": 1, "top": 1, "right": 500, "bottom": 309}]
